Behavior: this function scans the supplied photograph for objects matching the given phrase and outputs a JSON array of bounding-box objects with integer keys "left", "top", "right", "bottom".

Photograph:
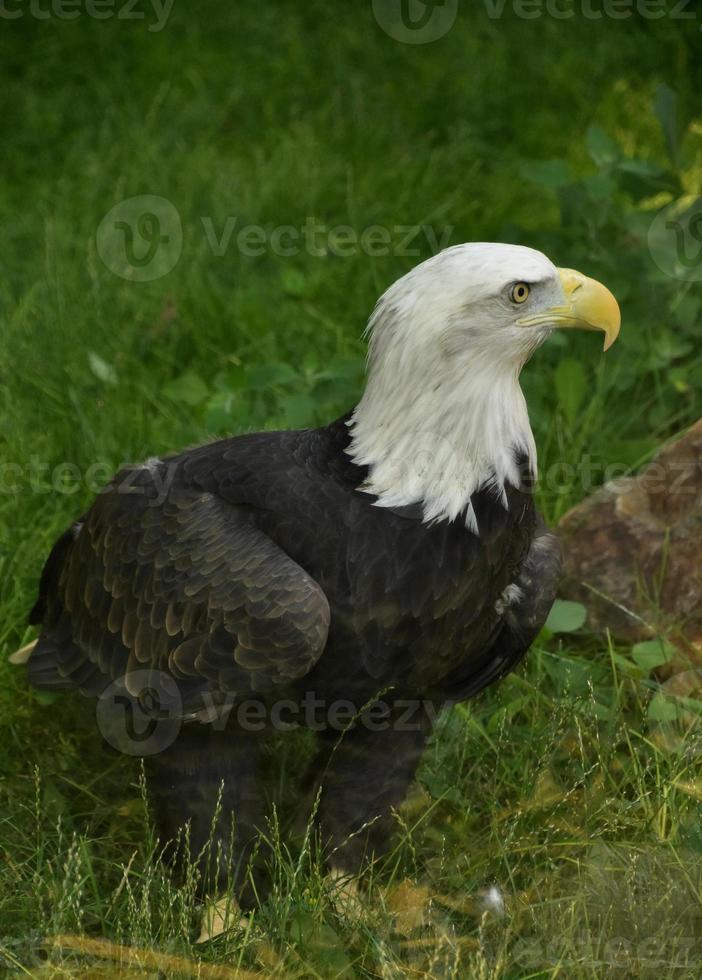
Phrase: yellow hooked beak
[{"left": 518, "top": 268, "right": 621, "bottom": 351}]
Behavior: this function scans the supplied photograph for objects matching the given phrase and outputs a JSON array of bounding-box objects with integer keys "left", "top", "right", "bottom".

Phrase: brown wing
[{"left": 28, "top": 468, "right": 330, "bottom": 713}]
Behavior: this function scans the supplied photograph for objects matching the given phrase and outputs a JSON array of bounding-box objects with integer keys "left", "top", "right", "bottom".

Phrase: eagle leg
[
  {"left": 313, "top": 709, "right": 430, "bottom": 877},
  {"left": 145, "top": 723, "right": 267, "bottom": 910}
]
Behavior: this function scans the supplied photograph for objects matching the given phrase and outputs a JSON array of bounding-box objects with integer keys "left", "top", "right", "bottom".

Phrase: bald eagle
[{"left": 21, "top": 243, "right": 620, "bottom": 915}]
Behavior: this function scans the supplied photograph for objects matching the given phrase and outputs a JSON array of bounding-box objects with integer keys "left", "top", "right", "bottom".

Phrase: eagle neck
[{"left": 345, "top": 362, "right": 536, "bottom": 531}]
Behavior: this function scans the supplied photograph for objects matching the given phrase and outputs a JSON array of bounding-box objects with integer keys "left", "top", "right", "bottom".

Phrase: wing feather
[{"left": 29, "top": 469, "right": 330, "bottom": 712}]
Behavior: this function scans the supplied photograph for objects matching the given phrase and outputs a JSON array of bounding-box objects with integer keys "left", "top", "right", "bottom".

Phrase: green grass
[{"left": 2, "top": 2, "right": 702, "bottom": 976}]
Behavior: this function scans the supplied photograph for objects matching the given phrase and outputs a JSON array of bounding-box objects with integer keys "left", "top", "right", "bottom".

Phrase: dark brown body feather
[{"left": 27, "top": 413, "right": 561, "bottom": 896}]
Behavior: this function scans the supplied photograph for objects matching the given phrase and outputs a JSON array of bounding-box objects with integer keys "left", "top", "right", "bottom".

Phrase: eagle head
[{"left": 347, "top": 243, "right": 620, "bottom": 530}]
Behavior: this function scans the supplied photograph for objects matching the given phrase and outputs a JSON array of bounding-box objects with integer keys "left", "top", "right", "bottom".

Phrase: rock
[{"left": 558, "top": 419, "right": 702, "bottom": 658}]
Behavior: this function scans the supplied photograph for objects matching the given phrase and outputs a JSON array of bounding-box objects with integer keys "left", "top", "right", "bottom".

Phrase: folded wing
[{"left": 28, "top": 470, "right": 330, "bottom": 714}]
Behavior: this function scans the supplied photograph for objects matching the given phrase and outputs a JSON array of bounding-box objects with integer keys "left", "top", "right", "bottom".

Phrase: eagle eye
[{"left": 510, "top": 282, "right": 530, "bottom": 304}]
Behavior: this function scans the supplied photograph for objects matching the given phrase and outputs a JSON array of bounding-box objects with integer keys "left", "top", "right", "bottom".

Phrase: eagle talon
[
  {"left": 8, "top": 639, "right": 36, "bottom": 665},
  {"left": 327, "top": 867, "right": 365, "bottom": 919},
  {"left": 195, "top": 894, "right": 249, "bottom": 944}
]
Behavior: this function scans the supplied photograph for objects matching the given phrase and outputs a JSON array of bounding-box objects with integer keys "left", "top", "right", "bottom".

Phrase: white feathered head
[{"left": 348, "top": 243, "right": 620, "bottom": 530}]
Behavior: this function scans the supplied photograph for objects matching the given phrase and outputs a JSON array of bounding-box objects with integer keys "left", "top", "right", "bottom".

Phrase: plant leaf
[
  {"left": 280, "top": 393, "right": 316, "bottom": 427},
  {"left": 162, "top": 370, "right": 209, "bottom": 406},
  {"left": 586, "top": 125, "right": 620, "bottom": 167},
  {"left": 647, "top": 692, "right": 680, "bottom": 723},
  {"left": 520, "top": 159, "right": 571, "bottom": 188},
  {"left": 246, "top": 362, "right": 299, "bottom": 388},
  {"left": 545, "top": 599, "right": 587, "bottom": 634},
  {"left": 631, "top": 638, "right": 676, "bottom": 672}
]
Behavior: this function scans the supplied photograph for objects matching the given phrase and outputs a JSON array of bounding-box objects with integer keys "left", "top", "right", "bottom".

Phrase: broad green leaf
[
  {"left": 583, "top": 172, "right": 616, "bottom": 201},
  {"left": 590, "top": 699, "right": 614, "bottom": 721},
  {"left": 631, "top": 638, "right": 676, "bottom": 672},
  {"left": 611, "top": 651, "right": 642, "bottom": 676},
  {"left": 246, "top": 362, "right": 299, "bottom": 388},
  {"left": 545, "top": 599, "right": 587, "bottom": 634},
  {"left": 280, "top": 393, "right": 316, "bottom": 427},
  {"left": 289, "top": 910, "right": 357, "bottom": 978},
  {"left": 520, "top": 159, "right": 571, "bottom": 189},
  {"left": 647, "top": 692, "right": 681, "bottom": 723},
  {"left": 316, "top": 355, "right": 364, "bottom": 381},
  {"left": 617, "top": 159, "right": 666, "bottom": 180},
  {"left": 648, "top": 332, "right": 693, "bottom": 369},
  {"left": 162, "top": 370, "right": 209, "bottom": 406},
  {"left": 586, "top": 125, "right": 619, "bottom": 167}
]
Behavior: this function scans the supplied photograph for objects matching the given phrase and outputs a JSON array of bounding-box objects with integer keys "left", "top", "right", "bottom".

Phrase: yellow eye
[{"left": 511, "top": 282, "right": 530, "bottom": 304}]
